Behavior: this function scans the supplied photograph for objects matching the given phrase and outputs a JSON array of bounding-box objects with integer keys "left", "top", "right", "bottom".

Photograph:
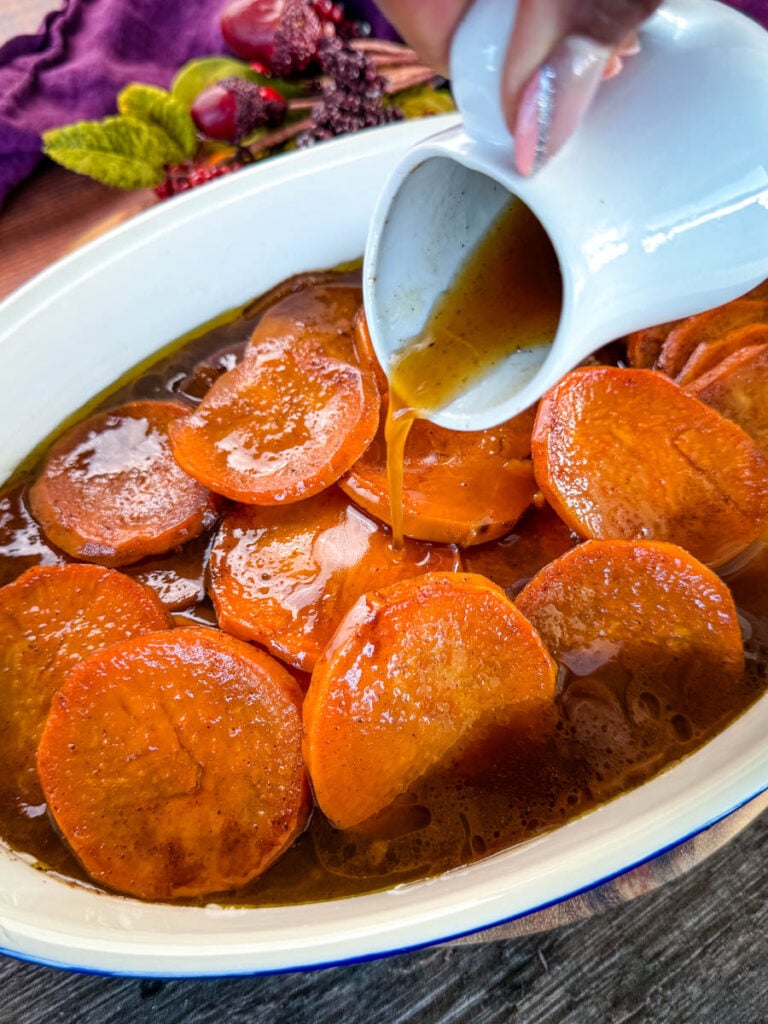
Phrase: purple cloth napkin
[
  {"left": 0, "top": 0, "right": 227, "bottom": 205},
  {"left": 1, "top": 0, "right": 766, "bottom": 208},
  {"left": 0, "top": 0, "right": 397, "bottom": 207}
]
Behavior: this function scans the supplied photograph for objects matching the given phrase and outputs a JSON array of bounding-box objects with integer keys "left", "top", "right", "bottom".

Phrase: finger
[
  {"left": 603, "top": 32, "right": 642, "bottom": 79},
  {"left": 372, "top": 0, "right": 474, "bottom": 75},
  {"left": 511, "top": 34, "right": 612, "bottom": 176},
  {"left": 503, "top": 0, "right": 572, "bottom": 113},
  {"left": 567, "top": 0, "right": 662, "bottom": 46},
  {"left": 506, "top": 0, "right": 662, "bottom": 176}
]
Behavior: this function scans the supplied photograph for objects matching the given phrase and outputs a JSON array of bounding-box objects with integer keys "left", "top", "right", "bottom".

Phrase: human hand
[{"left": 374, "top": 0, "right": 662, "bottom": 175}]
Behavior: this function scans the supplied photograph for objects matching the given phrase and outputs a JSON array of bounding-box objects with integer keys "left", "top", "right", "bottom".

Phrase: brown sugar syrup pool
[{"left": 0, "top": 260, "right": 766, "bottom": 907}]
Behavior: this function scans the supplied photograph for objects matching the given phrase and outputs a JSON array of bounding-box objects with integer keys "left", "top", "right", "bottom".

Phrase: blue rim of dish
[{"left": 1, "top": 783, "right": 765, "bottom": 979}]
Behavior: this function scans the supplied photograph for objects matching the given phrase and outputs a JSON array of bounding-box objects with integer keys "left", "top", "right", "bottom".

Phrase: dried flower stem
[
  {"left": 248, "top": 115, "right": 314, "bottom": 156},
  {"left": 288, "top": 96, "right": 323, "bottom": 111},
  {"left": 350, "top": 39, "right": 419, "bottom": 61},
  {"left": 366, "top": 51, "right": 422, "bottom": 67},
  {"left": 382, "top": 66, "right": 439, "bottom": 93}
]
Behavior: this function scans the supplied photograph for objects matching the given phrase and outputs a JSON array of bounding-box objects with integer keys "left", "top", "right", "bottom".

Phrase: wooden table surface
[{"left": 2, "top": 3, "right": 768, "bottom": 1019}]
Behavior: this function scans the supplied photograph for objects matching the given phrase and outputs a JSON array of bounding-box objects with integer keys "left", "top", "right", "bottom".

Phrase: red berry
[
  {"left": 154, "top": 162, "right": 242, "bottom": 201},
  {"left": 191, "top": 84, "right": 239, "bottom": 142},
  {"left": 342, "top": 19, "right": 370, "bottom": 39},
  {"left": 153, "top": 178, "right": 176, "bottom": 201},
  {"left": 191, "top": 78, "right": 287, "bottom": 143},
  {"left": 221, "top": 0, "right": 326, "bottom": 75},
  {"left": 221, "top": 0, "right": 285, "bottom": 63},
  {"left": 257, "top": 84, "right": 289, "bottom": 120},
  {"left": 311, "top": 0, "right": 342, "bottom": 22},
  {"left": 186, "top": 164, "right": 240, "bottom": 189}
]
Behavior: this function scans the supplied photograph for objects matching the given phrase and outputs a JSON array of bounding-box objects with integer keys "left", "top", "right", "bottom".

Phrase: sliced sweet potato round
[
  {"left": 745, "top": 279, "right": 768, "bottom": 301},
  {"left": 352, "top": 306, "right": 389, "bottom": 396},
  {"left": 37, "top": 628, "right": 309, "bottom": 900},
  {"left": 532, "top": 367, "right": 768, "bottom": 566},
  {"left": 339, "top": 412, "right": 537, "bottom": 547},
  {"left": 517, "top": 540, "right": 745, "bottom": 773},
  {"left": 686, "top": 344, "right": 768, "bottom": 456},
  {"left": 303, "top": 571, "right": 557, "bottom": 829},
  {"left": 29, "top": 400, "right": 219, "bottom": 567},
  {"left": 655, "top": 299, "right": 768, "bottom": 378},
  {"left": 208, "top": 486, "right": 460, "bottom": 671},
  {"left": 169, "top": 334, "right": 380, "bottom": 505},
  {"left": 0, "top": 564, "right": 172, "bottom": 813},
  {"left": 626, "top": 319, "right": 682, "bottom": 370},
  {"left": 241, "top": 270, "right": 357, "bottom": 321},
  {"left": 675, "top": 324, "right": 768, "bottom": 386},
  {"left": 246, "top": 281, "right": 363, "bottom": 365}
]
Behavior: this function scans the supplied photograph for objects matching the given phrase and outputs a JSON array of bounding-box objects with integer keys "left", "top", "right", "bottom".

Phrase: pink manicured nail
[{"left": 514, "top": 36, "right": 612, "bottom": 177}]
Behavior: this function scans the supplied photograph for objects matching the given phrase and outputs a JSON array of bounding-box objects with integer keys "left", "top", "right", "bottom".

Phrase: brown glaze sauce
[{"left": 0, "top": 267, "right": 765, "bottom": 907}]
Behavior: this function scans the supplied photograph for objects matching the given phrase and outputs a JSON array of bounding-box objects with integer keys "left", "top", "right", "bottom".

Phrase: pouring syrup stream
[{"left": 384, "top": 198, "right": 562, "bottom": 548}]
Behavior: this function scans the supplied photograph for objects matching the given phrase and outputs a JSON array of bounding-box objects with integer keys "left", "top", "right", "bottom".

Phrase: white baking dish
[{"left": 0, "top": 117, "right": 766, "bottom": 977}]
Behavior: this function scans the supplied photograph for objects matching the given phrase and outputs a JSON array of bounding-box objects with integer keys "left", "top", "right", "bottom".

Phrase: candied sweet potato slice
[
  {"left": 241, "top": 270, "right": 357, "bottom": 320},
  {"left": 339, "top": 412, "right": 537, "bottom": 547},
  {"left": 626, "top": 319, "right": 681, "bottom": 370},
  {"left": 745, "top": 279, "right": 768, "bottom": 301},
  {"left": 352, "top": 306, "right": 389, "bottom": 397},
  {"left": 0, "top": 564, "right": 172, "bottom": 814},
  {"left": 655, "top": 300, "right": 768, "bottom": 378},
  {"left": 169, "top": 336, "right": 380, "bottom": 505},
  {"left": 246, "top": 281, "right": 363, "bottom": 365},
  {"left": 675, "top": 324, "right": 768, "bottom": 386},
  {"left": 303, "top": 571, "right": 557, "bottom": 829},
  {"left": 208, "top": 486, "right": 460, "bottom": 671},
  {"left": 532, "top": 367, "right": 768, "bottom": 566},
  {"left": 517, "top": 540, "right": 745, "bottom": 776},
  {"left": 686, "top": 344, "right": 768, "bottom": 456},
  {"left": 29, "top": 400, "right": 219, "bottom": 567},
  {"left": 37, "top": 628, "right": 309, "bottom": 900}
]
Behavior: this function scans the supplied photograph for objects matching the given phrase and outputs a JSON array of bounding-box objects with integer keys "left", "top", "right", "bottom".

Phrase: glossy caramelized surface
[
  {"left": 29, "top": 400, "right": 219, "bottom": 566},
  {"left": 208, "top": 486, "right": 460, "bottom": 672},
  {"left": 0, "top": 269, "right": 765, "bottom": 906},
  {"left": 341, "top": 405, "right": 538, "bottom": 547}
]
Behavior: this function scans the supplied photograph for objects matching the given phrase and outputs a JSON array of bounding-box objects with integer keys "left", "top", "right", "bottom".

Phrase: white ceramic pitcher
[{"left": 363, "top": 0, "right": 768, "bottom": 431}]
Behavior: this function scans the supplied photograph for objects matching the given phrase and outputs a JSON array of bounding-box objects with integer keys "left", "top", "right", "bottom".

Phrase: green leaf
[
  {"left": 393, "top": 85, "right": 456, "bottom": 120},
  {"left": 171, "top": 55, "right": 308, "bottom": 108},
  {"left": 117, "top": 83, "right": 197, "bottom": 162},
  {"left": 41, "top": 117, "right": 167, "bottom": 189}
]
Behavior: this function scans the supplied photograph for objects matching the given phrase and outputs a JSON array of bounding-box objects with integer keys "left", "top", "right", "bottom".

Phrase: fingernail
[
  {"left": 514, "top": 36, "right": 611, "bottom": 177},
  {"left": 603, "top": 52, "right": 624, "bottom": 81},
  {"left": 618, "top": 33, "right": 641, "bottom": 58}
]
